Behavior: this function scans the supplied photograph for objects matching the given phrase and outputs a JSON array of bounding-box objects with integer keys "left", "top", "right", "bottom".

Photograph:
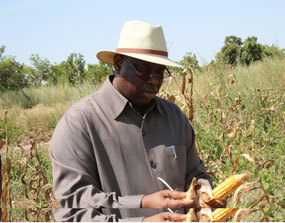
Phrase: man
[{"left": 50, "top": 20, "right": 224, "bottom": 222}]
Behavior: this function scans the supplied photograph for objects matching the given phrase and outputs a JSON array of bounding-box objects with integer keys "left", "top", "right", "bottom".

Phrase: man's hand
[
  {"left": 197, "top": 178, "right": 227, "bottom": 208},
  {"left": 142, "top": 190, "right": 198, "bottom": 209},
  {"left": 143, "top": 212, "right": 186, "bottom": 222},
  {"left": 200, "top": 197, "right": 227, "bottom": 208}
]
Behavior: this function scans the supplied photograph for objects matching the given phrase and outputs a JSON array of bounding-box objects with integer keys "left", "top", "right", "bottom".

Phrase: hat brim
[{"left": 97, "top": 51, "right": 184, "bottom": 68}]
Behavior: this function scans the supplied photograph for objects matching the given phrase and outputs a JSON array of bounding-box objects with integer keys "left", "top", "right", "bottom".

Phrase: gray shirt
[{"left": 49, "top": 75, "right": 211, "bottom": 222}]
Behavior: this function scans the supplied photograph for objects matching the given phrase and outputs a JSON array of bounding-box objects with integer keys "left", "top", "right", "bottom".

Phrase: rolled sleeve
[{"left": 118, "top": 195, "right": 144, "bottom": 208}]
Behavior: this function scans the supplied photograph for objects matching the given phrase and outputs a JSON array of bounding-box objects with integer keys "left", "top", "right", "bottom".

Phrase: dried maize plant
[
  {"left": 202, "top": 66, "right": 284, "bottom": 221},
  {"left": 17, "top": 140, "right": 58, "bottom": 221},
  {"left": 203, "top": 70, "right": 244, "bottom": 168},
  {"left": 0, "top": 111, "right": 13, "bottom": 222},
  {"left": 160, "top": 68, "right": 194, "bottom": 123},
  {"left": 160, "top": 61, "right": 284, "bottom": 221}
]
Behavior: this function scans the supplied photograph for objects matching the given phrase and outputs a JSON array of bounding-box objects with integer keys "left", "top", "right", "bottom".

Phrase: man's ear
[{"left": 113, "top": 54, "right": 123, "bottom": 74}]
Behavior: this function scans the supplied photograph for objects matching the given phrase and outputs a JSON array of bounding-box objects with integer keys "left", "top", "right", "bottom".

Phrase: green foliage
[
  {"left": 0, "top": 117, "right": 21, "bottom": 144},
  {"left": 86, "top": 61, "right": 114, "bottom": 83},
  {"left": 263, "top": 44, "right": 285, "bottom": 58},
  {"left": 26, "top": 54, "right": 52, "bottom": 86},
  {"left": 216, "top": 36, "right": 243, "bottom": 65},
  {"left": 179, "top": 52, "right": 199, "bottom": 68},
  {"left": 62, "top": 53, "right": 86, "bottom": 85},
  {"left": 241, "top": 36, "right": 263, "bottom": 65},
  {"left": 216, "top": 36, "right": 285, "bottom": 66},
  {"left": 0, "top": 46, "right": 26, "bottom": 91},
  {"left": 48, "top": 62, "right": 68, "bottom": 85}
]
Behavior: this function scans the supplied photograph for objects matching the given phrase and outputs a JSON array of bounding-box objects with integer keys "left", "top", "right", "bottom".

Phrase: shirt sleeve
[
  {"left": 184, "top": 116, "right": 213, "bottom": 190},
  {"left": 49, "top": 106, "right": 144, "bottom": 221}
]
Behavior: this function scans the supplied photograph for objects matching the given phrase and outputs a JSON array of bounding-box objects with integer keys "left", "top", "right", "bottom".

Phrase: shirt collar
[{"left": 98, "top": 75, "right": 164, "bottom": 119}]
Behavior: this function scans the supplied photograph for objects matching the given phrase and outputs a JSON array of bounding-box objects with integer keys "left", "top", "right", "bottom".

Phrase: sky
[{"left": 1, "top": 0, "right": 285, "bottom": 66}]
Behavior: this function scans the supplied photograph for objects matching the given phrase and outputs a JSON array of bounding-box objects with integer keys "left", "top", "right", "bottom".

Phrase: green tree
[
  {"left": 63, "top": 53, "right": 86, "bottom": 85},
  {"left": 25, "top": 54, "right": 52, "bottom": 86},
  {"left": 86, "top": 62, "right": 114, "bottom": 83},
  {"left": 0, "top": 46, "right": 26, "bottom": 91},
  {"left": 262, "top": 44, "right": 285, "bottom": 59},
  {"left": 48, "top": 62, "right": 68, "bottom": 85},
  {"left": 241, "top": 36, "right": 263, "bottom": 65},
  {"left": 216, "top": 36, "right": 242, "bottom": 65},
  {"left": 179, "top": 52, "right": 199, "bottom": 69}
]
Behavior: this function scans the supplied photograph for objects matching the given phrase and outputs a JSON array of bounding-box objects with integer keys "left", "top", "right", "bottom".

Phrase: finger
[
  {"left": 207, "top": 199, "right": 227, "bottom": 208},
  {"left": 166, "top": 198, "right": 197, "bottom": 209},
  {"left": 163, "top": 190, "right": 187, "bottom": 200},
  {"left": 199, "top": 198, "right": 210, "bottom": 208},
  {"left": 165, "top": 213, "right": 186, "bottom": 222}
]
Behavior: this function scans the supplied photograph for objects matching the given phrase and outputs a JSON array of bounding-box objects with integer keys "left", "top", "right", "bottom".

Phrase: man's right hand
[
  {"left": 143, "top": 212, "right": 186, "bottom": 222},
  {"left": 141, "top": 190, "right": 198, "bottom": 209}
]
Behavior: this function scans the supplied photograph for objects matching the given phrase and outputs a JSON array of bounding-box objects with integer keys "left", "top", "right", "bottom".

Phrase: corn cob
[
  {"left": 212, "top": 171, "right": 250, "bottom": 200},
  {"left": 212, "top": 208, "right": 238, "bottom": 222}
]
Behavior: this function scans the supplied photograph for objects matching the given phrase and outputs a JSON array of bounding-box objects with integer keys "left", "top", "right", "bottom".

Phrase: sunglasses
[{"left": 126, "top": 58, "right": 172, "bottom": 82}]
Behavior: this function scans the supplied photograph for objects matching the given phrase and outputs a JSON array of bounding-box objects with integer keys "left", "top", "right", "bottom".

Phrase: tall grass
[
  {"left": 0, "top": 82, "right": 100, "bottom": 144},
  {"left": 0, "top": 81, "right": 100, "bottom": 109}
]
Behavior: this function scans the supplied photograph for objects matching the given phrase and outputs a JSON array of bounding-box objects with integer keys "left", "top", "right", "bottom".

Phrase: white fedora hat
[{"left": 96, "top": 20, "right": 183, "bottom": 68}]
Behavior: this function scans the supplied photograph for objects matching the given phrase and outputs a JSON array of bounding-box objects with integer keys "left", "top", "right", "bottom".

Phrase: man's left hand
[{"left": 200, "top": 197, "right": 227, "bottom": 208}]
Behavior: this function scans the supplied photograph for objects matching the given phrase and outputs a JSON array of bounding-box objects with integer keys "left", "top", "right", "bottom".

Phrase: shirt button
[{"left": 150, "top": 160, "right": 157, "bottom": 169}]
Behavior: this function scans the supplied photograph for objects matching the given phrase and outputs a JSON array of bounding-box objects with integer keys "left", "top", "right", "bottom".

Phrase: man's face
[{"left": 114, "top": 56, "right": 165, "bottom": 106}]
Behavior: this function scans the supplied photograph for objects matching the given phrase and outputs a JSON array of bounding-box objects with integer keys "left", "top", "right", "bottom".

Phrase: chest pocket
[{"left": 152, "top": 145, "right": 187, "bottom": 190}]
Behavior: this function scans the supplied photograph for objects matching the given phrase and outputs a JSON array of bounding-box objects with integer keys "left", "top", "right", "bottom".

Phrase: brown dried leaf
[
  {"left": 232, "top": 154, "right": 240, "bottom": 174},
  {"left": 204, "top": 93, "right": 210, "bottom": 102},
  {"left": 235, "top": 97, "right": 242, "bottom": 105},
  {"left": 167, "top": 95, "right": 176, "bottom": 103}
]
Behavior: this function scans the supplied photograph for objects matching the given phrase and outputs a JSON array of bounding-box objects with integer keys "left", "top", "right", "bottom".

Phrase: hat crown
[{"left": 117, "top": 20, "right": 167, "bottom": 52}]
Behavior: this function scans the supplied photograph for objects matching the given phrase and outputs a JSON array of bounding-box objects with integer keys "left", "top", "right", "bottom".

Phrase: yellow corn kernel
[
  {"left": 212, "top": 171, "right": 250, "bottom": 200},
  {"left": 212, "top": 208, "right": 238, "bottom": 222}
]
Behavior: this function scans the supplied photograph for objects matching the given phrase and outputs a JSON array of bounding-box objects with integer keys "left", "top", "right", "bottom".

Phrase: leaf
[
  {"left": 167, "top": 95, "right": 176, "bottom": 103},
  {"left": 232, "top": 154, "right": 240, "bottom": 173},
  {"left": 204, "top": 93, "right": 210, "bottom": 102},
  {"left": 263, "top": 182, "right": 270, "bottom": 191},
  {"left": 241, "top": 153, "right": 254, "bottom": 163}
]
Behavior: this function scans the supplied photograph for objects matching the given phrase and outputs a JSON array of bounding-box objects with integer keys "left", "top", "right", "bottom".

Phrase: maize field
[{"left": 1, "top": 57, "right": 284, "bottom": 221}]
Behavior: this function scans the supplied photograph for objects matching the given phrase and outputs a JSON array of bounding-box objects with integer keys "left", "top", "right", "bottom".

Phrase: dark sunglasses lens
[{"left": 138, "top": 72, "right": 149, "bottom": 81}]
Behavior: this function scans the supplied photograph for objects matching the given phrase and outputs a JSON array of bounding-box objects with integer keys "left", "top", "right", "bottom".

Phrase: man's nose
[{"left": 147, "top": 74, "right": 163, "bottom": 85}]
